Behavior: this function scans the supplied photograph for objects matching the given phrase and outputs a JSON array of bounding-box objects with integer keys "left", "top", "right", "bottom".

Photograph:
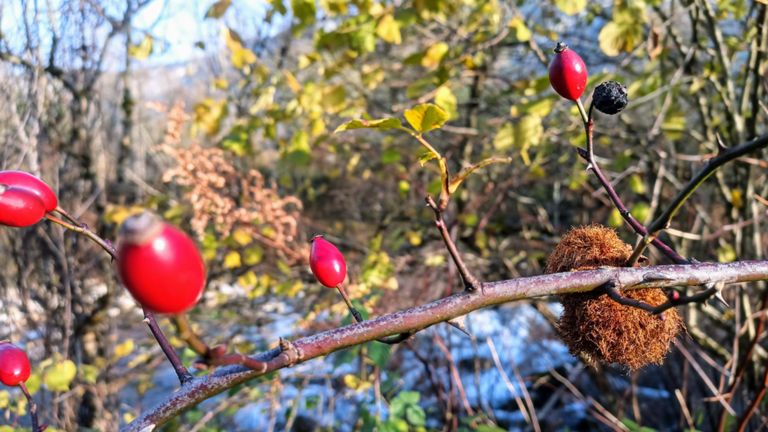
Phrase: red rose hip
[
  {"left": 0, "top": 170, "right": 58, "bottom": 212},
  {"left": 0, "top": 185, "right": 47, "bottom": 227},
  {"left": 116, "top": 212, "right": 206, "bottom": 314},
  {"left": 310, "top": 235, "right": 347, "bottom": 288},
  {"left": 0, "top": 342, "right": 31, "bottom": 386},
  {"left": 548, "top": 42, "right": 588, "bottom": 101}
]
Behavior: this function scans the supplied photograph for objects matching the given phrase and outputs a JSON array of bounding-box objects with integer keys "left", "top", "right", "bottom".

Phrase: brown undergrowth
[{"left": 546, "top": 225, "right": 683, "bottom": 370}]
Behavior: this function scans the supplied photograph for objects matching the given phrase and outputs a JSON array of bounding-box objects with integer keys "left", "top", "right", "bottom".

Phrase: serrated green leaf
[
  {"left": 44, "top": 360, "right": 77, "bottom": 392},
  {"left": 334, "top": 117, "right": 402, "bottom": 133},
  {"left": 404, "top": 103, "right": 448, "bottom": 134}
]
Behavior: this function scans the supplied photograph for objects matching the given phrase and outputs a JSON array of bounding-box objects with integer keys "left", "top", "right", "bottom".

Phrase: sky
[{"left": 0, "top": 0, "right": 273, "bottom": 68}]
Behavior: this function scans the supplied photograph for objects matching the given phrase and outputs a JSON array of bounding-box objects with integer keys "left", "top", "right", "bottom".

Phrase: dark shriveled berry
[{"left": 592, "top": 81, "right": 629, "bottom": 115}]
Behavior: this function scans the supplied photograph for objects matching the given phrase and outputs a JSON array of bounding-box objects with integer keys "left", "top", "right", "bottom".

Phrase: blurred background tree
[{"left": 0, "top": 0, "right": 766, "bottom": 430}]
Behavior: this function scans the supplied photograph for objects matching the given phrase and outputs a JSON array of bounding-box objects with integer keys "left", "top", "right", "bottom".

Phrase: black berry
[{"left": 592, "top": 81, "right": 628, "bottom": 115}]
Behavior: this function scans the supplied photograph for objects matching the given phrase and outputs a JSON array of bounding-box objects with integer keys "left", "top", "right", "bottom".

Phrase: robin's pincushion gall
[{"left": 546, "top": 225, "right": 683, "bottom": 370}]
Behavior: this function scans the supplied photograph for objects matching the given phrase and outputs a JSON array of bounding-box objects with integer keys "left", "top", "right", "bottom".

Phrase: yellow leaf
[
  {"left": 283, "top": 70, "right": 302, "bottom": 94},
  {"left": 224, "top": 28, "right": 257, "bottom": 69},
  {"left": 731, "top": 189, "right": 743, "bottom": 208},
  {"left": 114, "top": 339, "right": 134, "bottom": 360},
  {"left": 421, "top": 42, "right": 449, "bottom": 69},
  {"left": 376, "top": 14, "right": 402, "bottom": 44},
  {"left": 224, "top": 251, "right": 242, "bottom": 269},
  {"left": 128, "top": 35, "right": 153, "bottom": 60},
  {"left": 598, "top": 22, "right": 622, "bottom": 56},
  {"left": 232, "top": 228, "right": 253, "bottom": 246},
  {"left": 43, "top": 360, "right": 77, "bottom": 392},
  {"left": 718, "top": 244, "right": 737, "bottom": 263},
  {"left": 494, "top": 123, "right": 514, "bottom": 151},
  {"left": 404, "top": 103, "right": 449, "bottom": 134},
  {"left": 434, "top": 86, "right": 458, "bottom": 120},
  {"left": 238, "top": 270, "right": 259, "bottom": 288},
  {"left": 0, "top": 390, "right": 8, "bottom": 409},
  {"left": 554, "top": 0, "right": 587, "bottom": 15},
  {"left": 507, "top": 17, "right": 532, "bottom": 42}
]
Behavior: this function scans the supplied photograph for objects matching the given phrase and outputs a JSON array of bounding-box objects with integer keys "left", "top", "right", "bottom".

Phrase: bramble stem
[
  {"left": 426, "top": 195, "right": 483, "bottom": 292},
  {"left": 45, "top": 208, "right": 194, "bottom": 386}
]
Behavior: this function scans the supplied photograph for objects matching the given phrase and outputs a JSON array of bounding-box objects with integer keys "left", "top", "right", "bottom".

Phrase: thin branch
[
  {"left": 576, "top": 100, "right": 689, "bottom": 264},
  {"left": 629, "top": 133, "right": 768, "bottom": 263},
  {"left": 123, "top": 260, "right": 768, "bottom": 431},
  {"left": 426, "top": 195, "right": 483, "bottom": 292},
  {"left": 19, "top": 382, "right": 43, "bottom": 432},
  {"left": 143, "top": 311, "right": 194, "bottom": 385}
]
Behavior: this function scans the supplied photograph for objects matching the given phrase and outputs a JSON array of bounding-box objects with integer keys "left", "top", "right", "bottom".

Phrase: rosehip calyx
[
  {"left": 0, "top": 185, "right": 47, "bottom": 228},
  {"left": 548, "top": 42, "right": 588, "bottom": 101},
  {"left": 0, "top": 342, "right": 31, "bottom": 387},
  {"left": 592, "top": 81, "right": 629, "bottom": 115},
  {"left": 309, "top": 235, "right": 347, "bottom": 288},
  {"left": 116, "top": 211, "right": 206, "bottom": 314},
  {"left": 0, "top": 170, "right": 58, "bottom": 212}
]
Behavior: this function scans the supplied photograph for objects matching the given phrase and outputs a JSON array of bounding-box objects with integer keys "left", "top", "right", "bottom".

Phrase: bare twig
[
  {"left": 19, "top": 382, "right": 43, "bottom": 432},
  {"left": 487, "top": 337, "right": 540, "bottom": 432},
  {"left": 426, "top": 195, "right": 483, "bottom": 292},
  {"left": 628, "top": 134, "right": 768, "bottom": 264}
]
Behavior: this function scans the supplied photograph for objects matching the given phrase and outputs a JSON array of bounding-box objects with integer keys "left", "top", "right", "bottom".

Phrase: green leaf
[
  {"left": 334, "top": 117, "right": 402, "bottom": 133},
  {"left": 417, "top": 150, "right": 438, "bottom": 166},
  {"left": 44, "top": 359, "right": 77, "bottom": 392},
  {"left": 608, "top": 208, "right": 624, "bottom": 228},
  {"left": 405, "top": 405, "right": 426, "bottom": 426},
  {"left": 367, "top": 342, "right": 391, "bottom": 368},
  {"left": 554, "top": 0, "right": 587, "bottom": 15},
  {"left": 629, "top": 174, "right": 647, "bottom": 194},
  {"left": 381, "top": 148, "right": 402, "bottom": 164},
  {"left": 376, "top": 14, "right": 402, "bottom": 44},
  {"left": 128, "top": 35, "right": 153, "bottom": 60},
  {"left": 434, "top": 86, "right": 458, "bottom": 120},
  {"left": 404, "top": 103, "right": 448, "bottom": 134},
  {"left": 631, "top": 202, "right": 651, "bottom": 224},
  {"left": 291, "top": 0, "right": 317, "bottom": 30},
  {"left": 205, "top": 0, "right": 232, "bottom": 18}
]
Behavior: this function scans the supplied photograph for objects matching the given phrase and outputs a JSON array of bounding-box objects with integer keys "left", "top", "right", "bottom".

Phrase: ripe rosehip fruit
[
  {"left": 116, "top": 212, "right": 206, "bottom": 314},
  {"left": 309, "top": 235, "right": 347, "bottom": 288},
  {"left": 0, "top": 342, "right": 31, "bottom": 386},
  {"left": 0, "top": 170, "right": 58, "bottom": 212},
  {"left": 549, "top": 42, "right": 588, "bottom": 101},
  {"left": 592, "top": 81, "right": 629, "bottom": 115},
  {"left": 0, "top": 185, "right": 47, "bottom": 227}
]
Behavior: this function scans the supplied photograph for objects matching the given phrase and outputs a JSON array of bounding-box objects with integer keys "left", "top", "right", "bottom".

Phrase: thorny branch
[{"left": 123, "top": 260, "right": 768, "bottom": 431}]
